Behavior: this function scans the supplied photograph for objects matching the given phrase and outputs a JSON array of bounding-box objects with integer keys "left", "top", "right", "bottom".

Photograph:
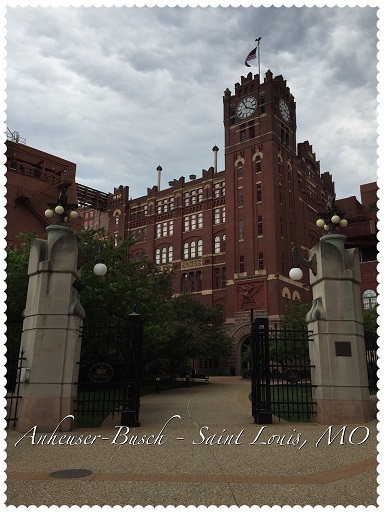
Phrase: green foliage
[
  {"left": 6, "top": 233, "right": 38, "bottom": 355},
  {"left": 363, "top": 307, "right": 378, "bottom": 333},
  {"left": 6, "top": 229, "right": 232, "bottom": 378},
  {"left": 282, "top": 301, "right": 312, "bottom": 329}
]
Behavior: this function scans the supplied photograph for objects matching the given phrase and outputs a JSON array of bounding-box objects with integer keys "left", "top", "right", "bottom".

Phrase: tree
[{"left": 146, "top": 294, "right": 232, "bottom": 378}]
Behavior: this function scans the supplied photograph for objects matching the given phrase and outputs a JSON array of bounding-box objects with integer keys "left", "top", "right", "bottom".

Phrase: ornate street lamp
[
  {"left": 289, "top": 195, "right": 348, "bottom": 282},
  {"left": 44, "top": 180, "right": 79, "bottom": 224},
  {"left": 315, "top": 194, "right": 348, "bottom": 233},
  {"left": 289, "top": 247, "right": 317, "bottom": 281}
]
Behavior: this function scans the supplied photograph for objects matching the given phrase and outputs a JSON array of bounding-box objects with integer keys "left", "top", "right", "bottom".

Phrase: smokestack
[
  {"left": 156, "top": 165, "right": 162, "bottom": 191},
  {"left": 212, "top": 146, "right": 219, "bottom": 173}
]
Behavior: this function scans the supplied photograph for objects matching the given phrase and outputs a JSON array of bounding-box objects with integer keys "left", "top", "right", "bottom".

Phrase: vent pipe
[
  {"left": 212, "top": 146, "right": 219, "bottom": 173},
  {"left": 156, "top": 165, "right": 162, "bottom": 191}
]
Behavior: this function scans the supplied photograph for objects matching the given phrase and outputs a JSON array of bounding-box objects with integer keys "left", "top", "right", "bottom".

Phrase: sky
[{"left": 4, "top": 4, "right": 379, "bottom": 201}]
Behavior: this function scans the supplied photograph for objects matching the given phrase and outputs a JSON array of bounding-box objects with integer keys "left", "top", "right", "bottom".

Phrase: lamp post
[{"left": 289, "top": 195, "right": 347, "bottom": 281}]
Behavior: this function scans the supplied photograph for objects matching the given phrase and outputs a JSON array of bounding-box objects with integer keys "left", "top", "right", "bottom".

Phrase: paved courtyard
[{"left": 6, "top": 377, "right": 378, "bottom": 506}]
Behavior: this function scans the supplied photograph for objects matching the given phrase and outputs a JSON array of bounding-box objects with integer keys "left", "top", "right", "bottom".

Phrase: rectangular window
[
  {"left": 191, "top": 214, "right": 197, "bottom": 230},
  {"left": 238, "top": 189, "right": 243, "bottom": 207},
  {"left": 257, "top": 216, "right": 263, "bottom": 236},
  {"left": 239, "top": 256, "right": 245, "bottom": 273},
  {"left": 240, "top": 129, "right": 246, "bottom": 142},
  {"left": 258, "top": 252, "right": 264, "bottom": 270},
  {"left": 169, "top": 221, "right": 173, "bottom": 236},
  {"left": 162, "top": 222, "right": 168, "bottom": 237},
  {"left": 256, "top": 183, "right": 262, "bottom": 202},
  {"left": 238, "top": 220, "right": 244, "bottom": 241},
  {"left": 214, "top": 208, "right": 220, "bottom": 225},
  {"left": 156, "top": 224, "right": 162, "bottom": 238},
  {"left": 184, "top": 216, "right": 190, "bottom": 231},
  {"left": 198, "top": 212, "right": 203, "bottom": 229}
]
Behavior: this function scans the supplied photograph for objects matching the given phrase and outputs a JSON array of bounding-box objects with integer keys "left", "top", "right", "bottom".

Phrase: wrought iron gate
[
  {"left": 74, "top": 313, "right": 143, "bottom": 427},
  {"left": 251, "top": 317, "right": 316, "bottom": 423}
]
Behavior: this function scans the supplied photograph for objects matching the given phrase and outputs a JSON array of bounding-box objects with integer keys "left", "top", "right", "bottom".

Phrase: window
[
  {"left": 257, "top": 216, "right": 263, "bottom": 236},
  {"left": 162, "top": 222, "right": 168, "bottom": 237},
  {"left": 214, "top": 181, "right": 225, "bottom": 198},
  {"left": 238, "top": 189, "right": 243, "bottom": 207},
  {"left": 260, "top": 96, "right": 265, "bottom": 114},
  {"left": 115, "top": 214, "right": 119, "bottom": 225},
  {"left": 288, "top": 190, "right": 292, "bottom": 210},
  {"left": 169, "top": 221, "right": 173, "bottom": 236},
  {"left": 238, "top": 220, "right": 244, "bottom": 241},
  {"left": 214, "top": 234, "right": 226, "bottom": 254},
  {"left": 255, "top": 155, "right": 261, "bottom": 173},
  {"left": 156, "top": 248, "right": 161, "bottom": 264},
  {"left": 298, "top": 173, "right": 303, "bottom": 190},
  {"left": 183, "top": 242, "right": 189, "bottom": 260},
  {"left": 191, "top": 215, "right": 197, "bottom": 230},
  {"left": 184, "top": 192, "right": 190, "bottom": 206},
  {"left": 198, "top": 213, "right": 203, "bottom": 229},
  {"left": 161, "top": 247, "right": 167, "bottom": 264},
  {"left": 239, "top": 256, "right": 245, "bottom": 273},
  {"left": 240, "top": 128, "right": 246, "bottom": 142},
  {"left": 362, "top": 289, "right": 377, "bottom": 310},
  {"left": 168, "top": 246, "right": 173, "bottom": 262},
  {"left": 190, "top": 241, "right": 196, "bottom": 259},
  {"left": 214, "top": 267, "right": 226, "bottom": 289},
  {"left": 237, "top": 162, "right": 243, "bottom": 179},
  {"left": 279, "top": 184, "right": 283, "bottom": 204},
  {"left": 184, "top": 217, "right": 190, "bottom": 231},
  {"left": 249, "top": 124, "right": 255, "bottom": 138},
  {"left": 197, "top": 239, "right": 203, "bottom": 257},
  {"left": 156, "top": 224, "right": 162, "bottom": 238},
  {"left": 256, "top": 183, "right": 262, "bottom": 202},
  {"left": 214, "top": 207, "right": 225, "bottom": 225},
  {"left": 214, "top": 236, "right": 221, "bottom": 254},
  {"left": 258, "top": 252, "right": 264, "bottom": 270}
]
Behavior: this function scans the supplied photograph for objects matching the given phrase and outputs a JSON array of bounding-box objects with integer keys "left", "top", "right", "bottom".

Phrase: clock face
[
  {"left": 236, "top": 96, "right": 257, "bottom": 119},
  {"left": 279, "top": 99, "right": 290, "bottom": 122}
]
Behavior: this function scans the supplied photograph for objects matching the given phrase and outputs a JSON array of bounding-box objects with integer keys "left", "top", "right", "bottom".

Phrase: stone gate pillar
[
  {"left": 306, "top": 233, "right": 375, "bottom": 424},
  {"left": 15, "top": 224, "right": 85, "bottom": 432}
]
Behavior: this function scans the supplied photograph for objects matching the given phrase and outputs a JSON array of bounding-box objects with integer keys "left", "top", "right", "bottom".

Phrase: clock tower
[{"left": 223, "top": 69, "right": 317, "bottom": 322}]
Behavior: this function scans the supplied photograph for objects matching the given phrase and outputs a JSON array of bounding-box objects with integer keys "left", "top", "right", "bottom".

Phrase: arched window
[
  {"left": 183, "top": 242, "right": 189, "bottom": 260},
  {"left": 161, "top": 247, "right": 167, "bottom": 264},
  {"left": 363, "top": 289, "right": 377, "bottom": 310},
  {"left": 155, "top": 248, "right": 161, "bottom": 265},
  {"left": 197, "top": 239, "right": 203, "bottom": 257},
  {"left": 168, "top": 246, "right": 173, "bottom": 262},
  {"left": 190, "top": 241, "right": 196, "bottom": 258},
  {"left": 214, "top": 236, "right": 221, "bottom": 254}
]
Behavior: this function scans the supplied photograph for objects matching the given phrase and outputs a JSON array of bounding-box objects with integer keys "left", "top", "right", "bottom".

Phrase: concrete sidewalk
[{"left": 6, "top": 377, "right": 378, "bottom": 506}]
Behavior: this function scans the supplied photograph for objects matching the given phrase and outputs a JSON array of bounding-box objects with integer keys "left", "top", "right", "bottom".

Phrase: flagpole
[
  {"left": 255, "top": 37, "right": 261, "bottom": 79},
  {"left": 255, "top": 37, "right": 261, "bottom": 136}
]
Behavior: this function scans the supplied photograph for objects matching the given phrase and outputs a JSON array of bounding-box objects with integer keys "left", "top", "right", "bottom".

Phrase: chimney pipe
[
  {"left": 212, "top": 146, "right": 219, "bottom": 173},
  {"left": 156, "top": 165, "right": 162, "bottom": 191}
]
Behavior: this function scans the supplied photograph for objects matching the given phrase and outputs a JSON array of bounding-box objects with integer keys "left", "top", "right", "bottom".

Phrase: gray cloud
[{"left": 6, "top": 6, "right": 378, "bottom": 200}]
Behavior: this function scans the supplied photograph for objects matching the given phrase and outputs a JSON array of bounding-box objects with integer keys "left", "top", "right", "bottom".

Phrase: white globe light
[
  {"left": 339, "top": 219, "right": 348, "bottom": 228},
  {"left": 331, "top": 215, "right": 340, "bottom": 224},
  {"left": 45, "top": 209, "right": 54, "bottom": 218},
  {"left": 289, "top": 267, "right": 303, "bottom": 281},
  {"left": 55, "top": 205, "right": 65, "bottom": 215},
  {"left": 324, "top": 224, "right": 330, "bottom": 231},
  {"left": 316, "top": 219, "right": 325, "bottom": 228},
  {"left": 93, "top": 263, "right": 108, "bottom": 276},
  {"left": 69, "top": 210, "right": 79, "bottom": 219}
]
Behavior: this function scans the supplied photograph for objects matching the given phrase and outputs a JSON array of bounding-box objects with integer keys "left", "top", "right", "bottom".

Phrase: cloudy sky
[{"left": 5, "top": 4, "right": 378, "bottom": 201}]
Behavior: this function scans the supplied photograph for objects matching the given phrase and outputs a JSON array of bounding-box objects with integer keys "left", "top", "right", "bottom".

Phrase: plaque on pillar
[{"left": 335, "top": 341, "right": 352, "bottom": 357}]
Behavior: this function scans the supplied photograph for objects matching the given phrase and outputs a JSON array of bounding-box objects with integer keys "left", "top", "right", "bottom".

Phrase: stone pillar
[
  {"left": 15, "top": 224, "right": 85, "bottom": 432},
  {"left": 306, "top": 233, "right": 374, "bottom": 424}
]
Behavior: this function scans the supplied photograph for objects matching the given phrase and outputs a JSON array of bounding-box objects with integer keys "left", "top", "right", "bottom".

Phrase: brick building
[
  {"left": 6, "top": 71, "right": 377, "bottom": 375},
  {"left": 83, "top": 70, "right": 338, "bottom": 374}
]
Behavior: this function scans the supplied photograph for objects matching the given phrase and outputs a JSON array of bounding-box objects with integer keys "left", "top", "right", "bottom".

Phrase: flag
[{"left": 245, "top": 47, "right": 257, "bottom": 67}]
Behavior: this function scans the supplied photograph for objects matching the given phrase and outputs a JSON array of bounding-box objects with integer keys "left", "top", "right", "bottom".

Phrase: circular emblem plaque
[
  {"left": 284, "top": 369, "right": 301, "bottom": 384},
  {"left": 88, "top": 363, "right": 114, "bottom": 384}
]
